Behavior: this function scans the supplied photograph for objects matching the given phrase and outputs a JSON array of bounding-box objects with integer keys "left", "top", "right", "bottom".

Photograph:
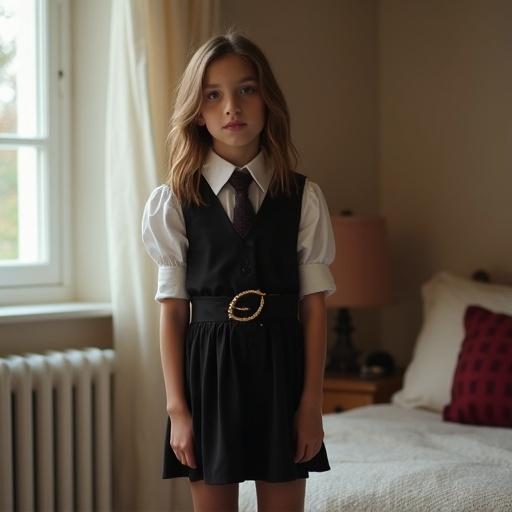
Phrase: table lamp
[{"left": 325, "top": 210, "right": 392, "bottom": 375}]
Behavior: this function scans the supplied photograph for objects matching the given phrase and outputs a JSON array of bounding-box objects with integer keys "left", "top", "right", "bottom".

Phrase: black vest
[{"left": 183, "top": 172, "right": 307, "bottom": 297}]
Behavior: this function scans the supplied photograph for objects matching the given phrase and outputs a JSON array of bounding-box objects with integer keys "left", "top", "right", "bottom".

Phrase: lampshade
[{"left": 326, "top": 213, "right": 392, "bottom": 308}]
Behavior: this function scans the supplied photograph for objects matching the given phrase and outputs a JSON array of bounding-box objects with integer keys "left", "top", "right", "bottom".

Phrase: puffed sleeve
[
  {"left": 141, "top": 184, "right": 189, "bottom": 301},
  {"left": 297, "top": 179, "right": 336, "bottom": 300}
]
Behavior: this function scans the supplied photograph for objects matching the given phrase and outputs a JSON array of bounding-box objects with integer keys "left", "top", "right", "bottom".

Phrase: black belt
[{"left": 190, "top": 289, "right": 299, "bottom": 323}]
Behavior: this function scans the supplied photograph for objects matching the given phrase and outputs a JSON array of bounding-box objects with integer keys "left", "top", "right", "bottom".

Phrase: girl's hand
[
  {"left": 168, "top": 409, "right": 198, "bottom": 468},
  {"left": 292, "top": 399, "right": 324, "bottom": 463}
]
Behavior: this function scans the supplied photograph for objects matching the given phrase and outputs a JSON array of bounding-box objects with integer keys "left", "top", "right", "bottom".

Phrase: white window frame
[{"left": 0, "top": 0, "right": 72, "bottom": 306}]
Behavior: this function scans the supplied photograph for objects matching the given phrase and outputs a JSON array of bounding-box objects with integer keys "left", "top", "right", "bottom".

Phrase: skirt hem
[{"left": 161, "top": 465, "right": 331, "bottom": 485}]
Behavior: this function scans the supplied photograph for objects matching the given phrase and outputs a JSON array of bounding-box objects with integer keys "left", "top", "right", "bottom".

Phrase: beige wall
[
  {"left": 0, "top": 318, "right": 112, "bottom": 358},
  {"left": 379, "top": 0, "right": 512, "bottom": 366}
]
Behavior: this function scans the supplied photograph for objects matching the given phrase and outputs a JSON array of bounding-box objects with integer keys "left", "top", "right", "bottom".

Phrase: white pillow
[{"left": 391, "top": 271, "right": 512, "bottom": 413}]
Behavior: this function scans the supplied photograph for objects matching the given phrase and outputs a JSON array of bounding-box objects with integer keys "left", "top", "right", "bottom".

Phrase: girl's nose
[{"left": 225, "top": 95, "right": 241, "bottom": 115}]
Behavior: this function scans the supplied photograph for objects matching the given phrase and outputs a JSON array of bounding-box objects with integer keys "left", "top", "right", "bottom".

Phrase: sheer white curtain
[{"left": 105, "top": 1, "right": 219, "bottom": 510}]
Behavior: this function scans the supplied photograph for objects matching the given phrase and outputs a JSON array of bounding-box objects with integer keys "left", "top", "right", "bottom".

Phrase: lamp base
[{"left": 325, "top": 307, "right": 361, "bottom": 375}]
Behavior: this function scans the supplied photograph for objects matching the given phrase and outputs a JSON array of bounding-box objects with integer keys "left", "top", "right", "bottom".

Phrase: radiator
[{"left": 0, "top": 347, "right": 116, "bottom": 512}]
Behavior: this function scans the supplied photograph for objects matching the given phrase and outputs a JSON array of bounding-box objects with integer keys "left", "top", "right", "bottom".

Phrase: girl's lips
[{"left": 224, "top": 123, "right": 247, "bottom": 131}]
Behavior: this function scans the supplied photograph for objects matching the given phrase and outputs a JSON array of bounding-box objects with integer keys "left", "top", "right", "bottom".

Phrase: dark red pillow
[{"left": 442, "top": 304, "right": 512, "bottom": 428}]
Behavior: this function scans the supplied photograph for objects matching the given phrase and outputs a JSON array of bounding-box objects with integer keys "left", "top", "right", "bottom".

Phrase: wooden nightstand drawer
[
  {"left": 323, "top": 390, "right": 374, "bottom": 413},
  {"left": 323, "top": 370, "right": 404, "bottom": 414}
]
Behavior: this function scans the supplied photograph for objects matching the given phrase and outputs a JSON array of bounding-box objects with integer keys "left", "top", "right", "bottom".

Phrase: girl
[{"left": 142, "top": 29, "right": 336, "bottom": 512}]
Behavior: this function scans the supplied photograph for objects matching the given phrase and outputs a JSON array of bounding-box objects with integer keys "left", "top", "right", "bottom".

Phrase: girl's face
[{"left": 198, "top": 53, "right": 266, "bottom": 164}]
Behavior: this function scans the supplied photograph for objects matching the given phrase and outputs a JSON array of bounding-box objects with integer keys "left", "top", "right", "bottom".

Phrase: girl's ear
[{"left": 197, "top": 114, "right": 205, "bottom": 126}]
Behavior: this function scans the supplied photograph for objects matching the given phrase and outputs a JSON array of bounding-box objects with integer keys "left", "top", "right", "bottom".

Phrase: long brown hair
[{"left": 165, "top": 28, "right": 301, "bottom": 207}]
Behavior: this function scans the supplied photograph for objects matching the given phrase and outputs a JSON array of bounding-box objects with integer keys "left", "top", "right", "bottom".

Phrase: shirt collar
[{"left": 202, "top": 147, "right": 273, "bottom": 195}]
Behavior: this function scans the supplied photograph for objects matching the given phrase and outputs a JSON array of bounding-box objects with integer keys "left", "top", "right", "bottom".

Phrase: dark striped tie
[{"left": 228, "top": 168, "right": 255, "bottom": 238}]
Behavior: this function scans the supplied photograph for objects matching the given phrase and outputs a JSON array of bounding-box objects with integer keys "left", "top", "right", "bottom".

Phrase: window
[{"left": 0, "top": 0, "right": 70, "bottom": 305}]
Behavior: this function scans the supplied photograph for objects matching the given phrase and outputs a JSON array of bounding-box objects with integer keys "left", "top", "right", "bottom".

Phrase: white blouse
[{"left": 141, "top": 147, "right": 336, "bottom": 302}]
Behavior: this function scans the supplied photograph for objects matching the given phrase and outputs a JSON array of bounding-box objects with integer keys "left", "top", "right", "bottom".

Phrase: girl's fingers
[
  {"left": 185, "top": 448, "right": 197, "bottom": 468},
  {"left": 174, "top": 449, "right": 184, "bottom": 465},
  {"left": 175, "top": 443, "right": 197, "bottom": 468},
  {"left": 295, "top": 441, "right": 322, "bottom": 463},
  {"left": 298, "top": 443, "right": 310, "bottom": 463},
  {"left": 308, "top": 442, "right": 321, "bottom": 461},
  {"left": 294, "top": 441, "right": 306, "bottom": 463}
]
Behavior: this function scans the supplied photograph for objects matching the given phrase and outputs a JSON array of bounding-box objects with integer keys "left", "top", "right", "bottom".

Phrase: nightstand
[{"left": 322, "top": 369, "right": 405, "bottom": 413}]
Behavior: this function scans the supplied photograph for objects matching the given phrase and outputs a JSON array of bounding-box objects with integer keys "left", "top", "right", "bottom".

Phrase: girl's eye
[
  {"left": 206, "top": 91, "right": 219, "bottom": 101},
  {"left": 240, "top": 86, "right": 256, "bottom": 95}
]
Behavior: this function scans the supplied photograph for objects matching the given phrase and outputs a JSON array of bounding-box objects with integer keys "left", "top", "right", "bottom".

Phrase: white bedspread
[{"left": 239, "top": 403, "right": 512, "bottom": 511}]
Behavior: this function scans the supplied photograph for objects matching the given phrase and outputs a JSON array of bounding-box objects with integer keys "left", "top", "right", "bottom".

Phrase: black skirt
[{"left": 162, "top": 317, "right": 331, "bottom": 485}]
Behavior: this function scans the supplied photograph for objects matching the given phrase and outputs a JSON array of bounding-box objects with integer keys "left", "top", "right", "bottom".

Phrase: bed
[
  {"left": 240, "top": 403, "right": 512, "bottom": 511},
  {"left": 239, "top": 270, "right": 512, "bottom": 511}
]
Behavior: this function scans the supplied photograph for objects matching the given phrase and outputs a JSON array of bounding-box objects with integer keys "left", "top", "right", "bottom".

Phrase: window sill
[{"left": 0, "top": 302, "right": 112, "bottom": 324}]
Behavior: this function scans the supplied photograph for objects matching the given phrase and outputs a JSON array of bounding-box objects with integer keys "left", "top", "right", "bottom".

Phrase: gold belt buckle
[{"left": 227, "top": 289, "right": 266, "bottom": 322}]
